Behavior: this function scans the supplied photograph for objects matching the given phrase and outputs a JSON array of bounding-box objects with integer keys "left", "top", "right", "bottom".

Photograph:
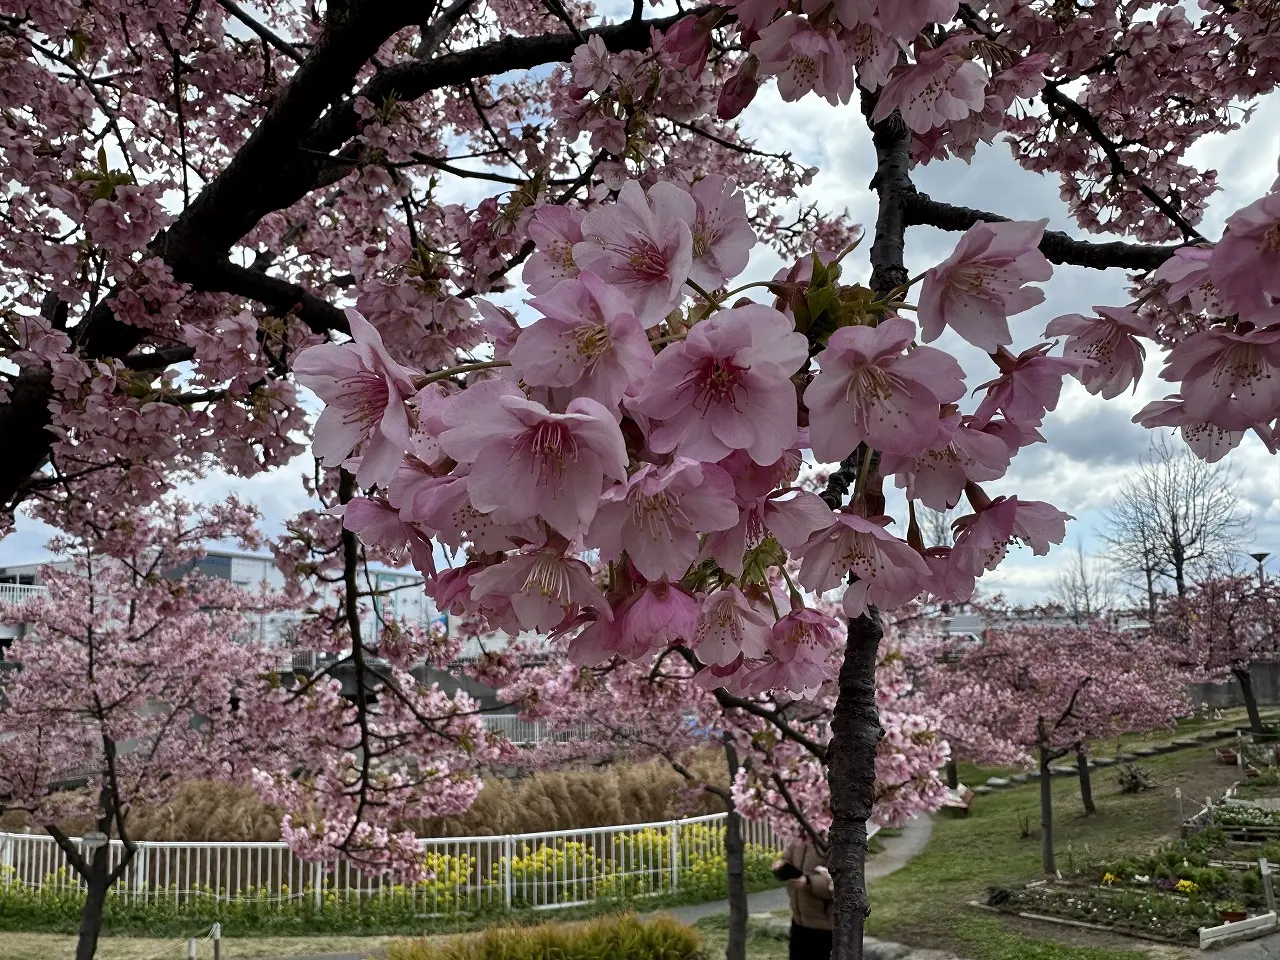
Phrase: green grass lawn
[{"left": 867, "top": 744, "right": 1242, "bottom": 960}]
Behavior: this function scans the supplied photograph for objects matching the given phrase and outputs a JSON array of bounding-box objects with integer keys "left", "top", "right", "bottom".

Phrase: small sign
[{"left": 81, "top": 832, "right": 107, "bottom": 851}]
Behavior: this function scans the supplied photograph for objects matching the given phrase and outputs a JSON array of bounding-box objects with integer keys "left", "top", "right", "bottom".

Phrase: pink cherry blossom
[
  {"left": 633, "top": 304, "right": 807, "bottom": 465},
  {"left": 573, "top": 180, "right": 695, "bottom": 325},
  {"left": 693, "top": 585, "right": 772, "bottom": 667},
  {"left": 438, "top": 383, "right": 628, "bottom": 539},
  {"left": 293, "top": 310, "right": 418, "bottom": 490},
  {"left": 804, "top": 316, "right": 966, "bottom": 461},
  {"left": 523, "top": 206, "right": 584, "bottom": 295},
  {"left": 687, "top": 175, "right": 756, "bottom": 290},
  {"left": 918, "top": 219, "right": 1052, "bottom": 352},
  {"left": 1044, "top": 306, "right": 1149, "bottom": 399},
  {"left": 717, "top": 55, "right": 761, "bottom": 119},
  {"left": 874, "top": 0, "right": 960, "bottom": 43},
  {"left": 663, "top": 10, "right": 719, "bottom": 76},
  {"left": 590, "top": 458, "right": 739, "bottom": 581},
  {"left": 974, "top": 344, "right": 1089, "bottom": 427},
  {"left": 1159, "top": 319, "right": 1280, "bottom": 425},
  {"left": 881, "top": 414, "right": 1011, "bottom": 511},
  {"left": 1153, "top": 246, "right": 1224, "bottom": 316},
  {"left": 469, "top": 547, "right": 608, "bottom": 633},
  {"left": 951, "top": 496, "right": 1071, "bottom": 576},
  {"left": 621, "top": 579, "right": 702, "bottom": 654},
  {"left": 508, "top": 271, "right": 654, "bottom": 409},
  {"left": 1209, "top": 189, "right": 1280, "bottom": 319},
  {"left": 341, "top": 496, "right": 435, "bottom": 577},
  {"left": 794, "top": 512, "right": 931, "bottom": 618},
  {"left": 752, "top": 16, "right": 854, "bottom": 106},
  {"left": 921, "top": 546, "right": 976, "bottom": 602},
  {"left": 872, "top": 36, "right": 987, "bottom": 133},
  {"left": 1133, "top": 396, "right": 1255, "bottom": 463},
  {"left": 570, "top": 35, "right": 612, "bottom": 93}
]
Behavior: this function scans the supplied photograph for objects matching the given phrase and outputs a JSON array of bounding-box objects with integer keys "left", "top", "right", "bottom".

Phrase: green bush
[{"left": 389, "top": 914, "right": 703, "bottom": 960}]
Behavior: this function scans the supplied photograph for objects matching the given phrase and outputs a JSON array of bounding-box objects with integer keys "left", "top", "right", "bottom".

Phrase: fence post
[
  {"left": 133, "top": 844, "right": 148, "bottom": 898},
  {"left": 0, "top": 834, "right": 11, "bottom": 874},
  {"left": 1263, "top": 858, "right": 1277, "bottom": 914},
  {"left": 312, "top": 861, "right": 322, "bottom": 912},
  {"left": 503, "top": 835, "right": 514, "bottom": 910},
  {"left": 212, "top": 921, "right": 222, "bottom": 960},
  {"left": 670, "top": 821, "right": 680, "bottom": 893}
]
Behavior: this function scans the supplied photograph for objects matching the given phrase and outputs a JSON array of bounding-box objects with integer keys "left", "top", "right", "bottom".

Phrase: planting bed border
[
  {"left": 970, "top": 901, "right": 1280, "bottom": 950},
  {"left": 967, "top": 901, "right": 1189, "bottom": 947}
]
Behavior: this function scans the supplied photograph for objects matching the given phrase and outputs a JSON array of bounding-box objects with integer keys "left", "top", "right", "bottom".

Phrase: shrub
[{"left": 388, "top": 914, "right": 703, "bottom": 960}]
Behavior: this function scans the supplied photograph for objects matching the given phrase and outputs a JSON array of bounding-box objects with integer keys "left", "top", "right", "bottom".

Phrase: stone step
[
  {"left": 973, "top": 784, "right": 994, "bottom": 795},
  {"left": 1173, "top": 738, "right": 1201, "bottom": 747},
  {"left": 984, "top": 777, "right": 1010, "bottom": 788},
  {"left": 1010, "top": 773, "right": 1030, "bottom": 783},
  {"left": 1134, "top": 747, "right": 1160, "bottom": 756},
  {"left": 1093, "top": 757, "right": 1117, "bottom": 767}
]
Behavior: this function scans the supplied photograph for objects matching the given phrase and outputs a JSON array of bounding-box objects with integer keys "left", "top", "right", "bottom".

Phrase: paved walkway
[{"left": 1211, "top": 932, "right": 1280, "bottom": 959}]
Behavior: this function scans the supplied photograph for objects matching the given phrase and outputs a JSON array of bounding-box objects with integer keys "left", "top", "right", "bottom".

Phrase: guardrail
[
  {"left": 0, "top": 812, "right": 791, "bottom": 916},
  {"left": 0, "top": 583, "right": 46, "bottom": 606}
]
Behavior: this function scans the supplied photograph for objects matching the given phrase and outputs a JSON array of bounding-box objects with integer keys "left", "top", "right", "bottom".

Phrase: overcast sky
[{"left": 4, "top": 10, "right": 1279, "bottom": 606}]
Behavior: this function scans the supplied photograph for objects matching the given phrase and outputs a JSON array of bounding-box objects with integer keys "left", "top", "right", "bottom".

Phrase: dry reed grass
[{"left": 0, "top": 757, "right": 730, "bottom": 843}]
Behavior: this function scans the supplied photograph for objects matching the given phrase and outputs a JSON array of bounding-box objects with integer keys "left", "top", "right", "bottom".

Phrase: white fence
[{"left": 0, "top": 812, "right": 786, "bottom": 915}]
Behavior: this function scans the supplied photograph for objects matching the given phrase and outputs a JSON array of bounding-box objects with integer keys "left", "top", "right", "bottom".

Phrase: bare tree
[
  {"left": 1103, "top": 436, "right": 1251, "bottom": 619},
  {"left": 920, "top": 506, "right": 953, "bottom": 547},
  {"left": 1051, "top": 542, "right": 1116, "bottom": 625}
]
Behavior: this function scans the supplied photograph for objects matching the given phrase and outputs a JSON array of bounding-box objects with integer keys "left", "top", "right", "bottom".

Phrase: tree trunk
[
  {"left": 1076, "top": 747, "right": 1096, "bottom": 816},
  {"left": 76, "top": 840, "right": 111, "bottom": 960},
  {"left": 722, "top": 740, "right": 747, "bottom": 960},
  {"left": 827, "top": 608, "right": 884, "bottom": 960},
  {"left": 1235, "top": 666, "right": 1264, "bottom": 734},
  {"left": 945, "top": 759, "right": 958, "bottom": 790},
  {"left": 1039, "top": 745, "right": 1056, "bottom": 875}
]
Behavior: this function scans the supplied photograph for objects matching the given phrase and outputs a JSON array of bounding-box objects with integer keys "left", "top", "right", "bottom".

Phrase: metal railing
[
  {"left": 0, "top": 812, "right": 788, "bottom": 916},
  {"left": 0, "top": 583, "right": 46, "bottom": 606}
]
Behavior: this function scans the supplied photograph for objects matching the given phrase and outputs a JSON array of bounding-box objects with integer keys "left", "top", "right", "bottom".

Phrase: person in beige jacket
[{"left": 772, "top": 839, "right": 832, "bottom": 958}]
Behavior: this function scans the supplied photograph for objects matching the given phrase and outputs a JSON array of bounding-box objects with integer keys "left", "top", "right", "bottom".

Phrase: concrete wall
[{"left": 1188, "top": 662, "right": 1280, "bottom": 709}]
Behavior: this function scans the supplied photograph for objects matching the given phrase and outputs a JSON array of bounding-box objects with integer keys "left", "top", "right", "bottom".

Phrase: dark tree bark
[
  {"left": 722, "top": 740, "right": 748, "bottom": 960},
  {"left": 1076, "top": 747, "right": 1096, "bottom": 816},
  {"left": 827, "top": 609, "right": 884, "bottom": 960},
  {"left": 945, "top": 759, "right": 959, "bottom": 790},
  {"left": 76, "top": 841, "right": 111, "bottom": 960},
  {"left": 1039, "top": 745, "right": 1056, "bottom": 874},
  {"left": 1234, "top": 666, "right": 1264, "bottom": 734}
]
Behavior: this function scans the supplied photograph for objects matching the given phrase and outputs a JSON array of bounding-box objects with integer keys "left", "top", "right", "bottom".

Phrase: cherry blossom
[
  {"left": 974, "top": 343, "right": 1089, "bottom": 427},
  {"left": 574, "top": 180, "right": 696, "bottom": 325},
  {"left": 590, "top": 458, "right": 739, "bottom": 580},
  {"left": 1159, "top": 320, "right": 1280, "bottom": 425},
  {"left": 871, "top": 36, "right": 987, "bottom": 133},
  {"left": 693, "top": 585, "right": 772, "bottom": 667},
  {"left": 918, "top": 219, "right": 1052, "bottom": 352},
  {"left": 438, "top": 383, "right": 627, "bottom": 539},
  {"left": 633, "top": 303, "right": 807, "bottom": 465},
  {"left": 805, "top": 317, "right": 966, "bottom": 460},
  {"left": 795, "top": 512, "right": 931, "bottom": 618},
  {"left": 1209, "top": 189, "right": 1280, "bottom": 318},
  {"left": 687, "top": 175, "right": 756, "bottom": 289},
  {"left": 509, "top": 271, "right": 654, "bottom": 409},
  {"left": 293, "top": 310, "right": 417, "bottom": 489},
  {"left": 1044, "top": 306, "right": 1149, "bottom": 399}
]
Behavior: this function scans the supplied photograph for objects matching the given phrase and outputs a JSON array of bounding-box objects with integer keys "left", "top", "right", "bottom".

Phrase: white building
[{"left": 0, "top": 549, "right": 448, "bottom": 652}]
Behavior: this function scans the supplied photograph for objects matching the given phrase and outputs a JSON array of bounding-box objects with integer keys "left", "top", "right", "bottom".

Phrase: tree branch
[
  {"left": 902, "top": 192, "right": 1184, "bottom": 272},
  {"left": 214, "top": 0, "right": 305, "bottom": 64}
]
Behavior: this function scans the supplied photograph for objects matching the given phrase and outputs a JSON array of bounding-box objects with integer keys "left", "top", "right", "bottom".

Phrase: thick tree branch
[{"left": 903, "top": 193, "right": 1184, "bottom": 271}]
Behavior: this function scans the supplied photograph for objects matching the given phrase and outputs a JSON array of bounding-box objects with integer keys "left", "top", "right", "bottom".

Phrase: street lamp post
[{"left": 1252, "top": 552, "right": 1270, "bottom": 587}]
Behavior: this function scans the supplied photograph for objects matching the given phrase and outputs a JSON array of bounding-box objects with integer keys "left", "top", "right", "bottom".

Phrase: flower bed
[
  {"left": 983, "top": 829, "right": 1270, "bottom": 945},
  {"left": 985, "top": 882, "right": 1218, "bottom": 944}
]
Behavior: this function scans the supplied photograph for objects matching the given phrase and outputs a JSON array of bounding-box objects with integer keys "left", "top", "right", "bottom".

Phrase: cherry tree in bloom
[
  {"left": 4, "top": 1, "right": 1280, "bottom": 955},
  {"left": 0, "top": 500, "right": 291, "bottom": 960},
  {"left": 915, "top": 619, "right": 1191, "bottom": 874},
  {"left": 1153, "top": 576, "right": 1280, "bottom": 736}
]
